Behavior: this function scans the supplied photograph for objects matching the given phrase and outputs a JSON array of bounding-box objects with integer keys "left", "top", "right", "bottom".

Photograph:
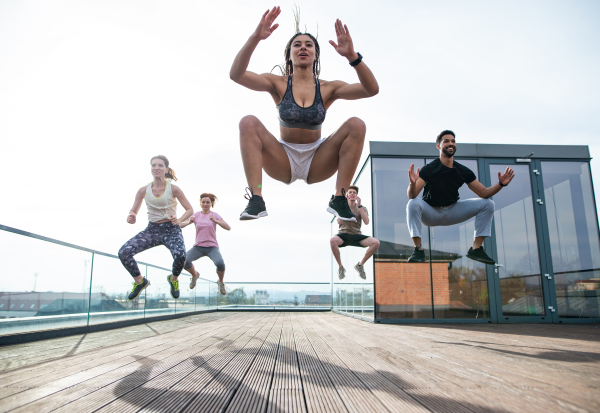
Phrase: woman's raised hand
[
  {"left": 329, "top": 19, "right": 357, "bottom": 61},
  {"left": 253, "top": 6, "right": 281, "bottom": 41}
]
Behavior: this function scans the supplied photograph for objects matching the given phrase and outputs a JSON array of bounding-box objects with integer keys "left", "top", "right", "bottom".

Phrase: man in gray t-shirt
[{"left": 330, "top": 185, "right": 380, "bottom": 280}]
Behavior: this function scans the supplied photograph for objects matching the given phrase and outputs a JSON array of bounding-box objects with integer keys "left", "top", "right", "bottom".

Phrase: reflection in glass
[
  {"left": 373, "top": 158, "right": 433, "bottom": 319},
  {"left": 542, "top": 162, "right": 600, "bottom": 318},
  {"left": 425, "top": 159, "right": 490, "bottom": 319},
  {"left": 491, "top": 164, "right": 544, "bottom": 316}
]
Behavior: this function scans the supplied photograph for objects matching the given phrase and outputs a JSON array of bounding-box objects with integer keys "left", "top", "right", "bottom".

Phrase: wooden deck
[{"left": 0, "top": 312, "right": 599, "bottom": 413}]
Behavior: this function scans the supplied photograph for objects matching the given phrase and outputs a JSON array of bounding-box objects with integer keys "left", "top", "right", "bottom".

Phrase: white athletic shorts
[{"left": 279, "top": 138, "right": 325, "bottom": 184}]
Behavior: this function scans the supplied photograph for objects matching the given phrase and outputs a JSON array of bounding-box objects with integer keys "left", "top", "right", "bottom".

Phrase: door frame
[{"left": 482, "top": 158, "right": 554, "bottom": 323}]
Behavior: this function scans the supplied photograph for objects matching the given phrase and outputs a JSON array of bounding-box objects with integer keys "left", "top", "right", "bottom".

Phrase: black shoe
[
  {"left": 128, "top": 277, "right": 150, "bottom": 300},
  {"left": 326, "top": 189, "right": 356, "bottom": 222},
  {"left": 467, "top": 247, "right": 496, "bottom": 265},
  {"left": 407, "top": 247, "right": 426, "bottom": 263},
  {"left": 240, "top": 187, "right": 268, "bottom": 220},
  {"left": 167, "top": 274, "right": 180, "bottom": 299}
]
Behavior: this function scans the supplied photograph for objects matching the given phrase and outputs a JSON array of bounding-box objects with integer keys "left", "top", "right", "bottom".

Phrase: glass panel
[
  {"left": 0, "top": 230, "right": 92, "bottom": 334},
  {"left": 373, "top": 158, "right": 433, "bottom": 319},
  {"left": 144, "top": 266, "right": 176, "bottom": 317},
  {"left": 88, "top": 254, "right": 146, "bottom": 325},
  {"left": 542, "top": 161, "right": 600, "bottom": 318},
  {"left": 194, "top": 279, "right": 210, "bottom": 311},
  {"left": 491, "top": 164, "right": 544, "bottom": 316},
  {"left": 331, "top": 158, "right": 374, "bottom": 319},
  {"left": 176, "top": 274, "right": 196, "bottom": 314},
  {"left": 216, "top": 283, "right": 331, "bottom": 309},
  {"left": 426, "top": 159, "right": 490, "bottom": 319}
]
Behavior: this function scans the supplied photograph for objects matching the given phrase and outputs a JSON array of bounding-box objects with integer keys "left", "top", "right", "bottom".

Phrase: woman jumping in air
[
  {"left": 230, "top": 6, "right": 379, "bottom": 221},
  {"left": 180, "top": 193, "right": 230, "bottom": 295},
  {"left": 119, "top": 155, "right": 194, "bottom": 300}
]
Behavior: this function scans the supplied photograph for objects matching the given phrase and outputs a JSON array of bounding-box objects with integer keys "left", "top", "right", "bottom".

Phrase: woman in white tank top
[{"left": 118, "top": 155, "right": 194, "bottom": 301}]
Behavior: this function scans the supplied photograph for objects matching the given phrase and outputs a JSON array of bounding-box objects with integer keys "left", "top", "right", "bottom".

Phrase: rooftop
[{"left": 1, "top": 312, "right": 598, "bottom": 412}]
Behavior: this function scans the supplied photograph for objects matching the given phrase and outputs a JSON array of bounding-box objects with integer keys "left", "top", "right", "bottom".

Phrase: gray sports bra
[{"left": 277, "top": 75, "right": 327, "bottom": 130}]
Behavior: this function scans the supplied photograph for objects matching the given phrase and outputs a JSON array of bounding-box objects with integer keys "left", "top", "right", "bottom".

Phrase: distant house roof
[{"left": 305, "top": 295, "right": 332, "bottom": 304}]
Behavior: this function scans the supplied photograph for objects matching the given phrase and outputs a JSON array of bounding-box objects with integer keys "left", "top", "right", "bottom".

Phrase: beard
[{"left": 442, "top": 146, "right": 456, "bottom": 157}]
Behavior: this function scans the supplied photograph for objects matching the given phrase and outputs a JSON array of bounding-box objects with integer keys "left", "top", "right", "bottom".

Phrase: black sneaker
[
  {"left": 467, "top": 247, "right": 495, "bottom": 265},
  {"left": 326, "top": 189, "right": 356, "bottom": 222},
  {"left": 167, "top": 274, "right": 180, "bottom": 299},
  {"left": 128, "top": 277, "right": 150, "bottom": 300},
  {"left": 240, "top": 187, "right": 268, "bottom": 220},
  {"left": 407, "top": 247, "right": 426, "bottom": 263}
]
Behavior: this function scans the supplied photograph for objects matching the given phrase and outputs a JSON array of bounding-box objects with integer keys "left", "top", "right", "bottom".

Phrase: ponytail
[
  {"left": 150, "top": 155, "right": 178, "bottom": 181},
  {"left": 200, "top": 193, "right": 218, "bottom": 206}
]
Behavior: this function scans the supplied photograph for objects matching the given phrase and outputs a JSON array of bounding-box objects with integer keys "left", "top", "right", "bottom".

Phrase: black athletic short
[{"left": 335, "top": 233, "right": 370, "bottom": 248}]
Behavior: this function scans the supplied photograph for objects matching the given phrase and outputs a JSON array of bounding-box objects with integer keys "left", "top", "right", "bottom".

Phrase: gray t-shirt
[{"left": 338, "top": 203, "right": 369, "bottom": 235}]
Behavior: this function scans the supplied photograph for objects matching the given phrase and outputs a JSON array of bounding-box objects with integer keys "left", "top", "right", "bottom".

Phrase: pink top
[{"left": 192, "top": 211, "right": 223, "bottom": 247}]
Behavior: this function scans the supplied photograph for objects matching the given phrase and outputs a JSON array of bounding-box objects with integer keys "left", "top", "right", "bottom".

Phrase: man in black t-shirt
[{"left": 406, "top": 130, "right": 515, "bottom": 264}]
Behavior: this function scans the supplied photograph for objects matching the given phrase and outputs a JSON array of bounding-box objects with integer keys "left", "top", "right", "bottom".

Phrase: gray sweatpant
[
  {"left": 184, "top": 246, "right": 226, "bottom": 271},
  {"left": 406, "top": 198, "right": 495, "bottom": 239}
]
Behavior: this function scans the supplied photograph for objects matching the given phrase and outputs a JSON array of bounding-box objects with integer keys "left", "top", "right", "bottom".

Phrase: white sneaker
[
  {"left": 354, "top": 263, "right": 366, "bottom": 280},
  {"left": 338, "top": 266, "right": 346, "bottom": 280},
  {"left": 218, "top": 281, "right": 226, "bottom": 295},
  {"left": 190, "top": 276, "right": 198, "bottom": 289}
]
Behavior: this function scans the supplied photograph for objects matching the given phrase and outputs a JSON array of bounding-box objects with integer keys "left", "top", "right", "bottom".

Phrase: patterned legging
[{"left": 118, "top": 221, "right": 186, "bottom": 278}]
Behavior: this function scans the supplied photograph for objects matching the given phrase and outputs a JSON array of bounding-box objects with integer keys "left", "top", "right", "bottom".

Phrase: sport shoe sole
[
  {"left": 326, "top": 207, "right": 357, "bottom": 222},
  {"left": 466, "top": 252, "right": 495, "bottom": 265},
  {"left": 128, "top": 280, "right": 150, "bottom": 300},
  {"left": 240, "top": 211, "right": 268, "bottom": 220},
  {"left": 218, "top": 281, "right": 226, "bottom": 295},
  {"left": 407, "top": 257, "right": 426, "bottom": 263}
]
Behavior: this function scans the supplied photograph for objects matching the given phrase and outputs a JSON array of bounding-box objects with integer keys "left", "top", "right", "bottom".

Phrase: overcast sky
[{"left": 1, "top": 0, "right": 599, "bottom": 285}]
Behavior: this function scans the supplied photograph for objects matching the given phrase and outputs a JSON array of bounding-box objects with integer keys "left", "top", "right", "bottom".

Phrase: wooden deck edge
[{"left": 0, "top": 308, "right": 218, "bottom": 346}]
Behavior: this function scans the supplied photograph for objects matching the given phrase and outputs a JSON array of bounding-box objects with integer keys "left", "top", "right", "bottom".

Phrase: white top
[{"left": 145, "top": 180, "right": 177, "bottom": 222}]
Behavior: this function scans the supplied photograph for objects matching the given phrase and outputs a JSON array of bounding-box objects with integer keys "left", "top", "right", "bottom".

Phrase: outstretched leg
[{"left": 239, "top": 115, "right": 292, "bottom": 195}]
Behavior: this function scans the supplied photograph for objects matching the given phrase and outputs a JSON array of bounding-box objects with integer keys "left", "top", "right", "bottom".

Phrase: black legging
[{"left": 118, "top": 221, "right": 186, "bottom": 278}]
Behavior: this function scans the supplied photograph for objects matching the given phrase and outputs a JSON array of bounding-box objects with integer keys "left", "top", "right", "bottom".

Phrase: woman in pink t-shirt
[{"left": 180, "top": 193, "right": 231, "bottom": 295}]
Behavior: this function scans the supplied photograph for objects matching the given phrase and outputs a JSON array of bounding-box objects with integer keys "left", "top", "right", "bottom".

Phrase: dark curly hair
[{"left": 283, "top": 32, "right": 320, "bottom": 76}]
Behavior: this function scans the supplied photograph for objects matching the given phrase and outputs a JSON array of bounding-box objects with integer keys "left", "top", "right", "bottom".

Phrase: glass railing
[
  {"left": 0, "top": 224, "right": 218, "bottom": 336},
  {"left": 215, "top": 282, "right": 332, "bottom": 310},
  {"left": 0, "top": 224, "right": 335, "bottom": 337}
]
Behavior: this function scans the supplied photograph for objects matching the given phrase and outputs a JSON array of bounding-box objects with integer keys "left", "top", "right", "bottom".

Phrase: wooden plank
[
  {"left": 225, "top": 315, "right": 282, "bottom": 413},
  {"left": 91, "top": 313, "right": 274, "bottom": 413},
  {"left": 267, "top": 314, "right": 306, "bottom": 413},
  {"left": 6, "top": 313, "right": 262, "bottom": 413},
  {"left": 290, "top": 317, "right": 347, "bottom": 413}
]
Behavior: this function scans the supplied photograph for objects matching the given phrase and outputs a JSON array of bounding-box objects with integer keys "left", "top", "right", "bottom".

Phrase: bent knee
[
  {"left": 330, "top": 237, "right": 341, "bottom": 246},
  {"left": 118, "top": 246, "right": 129, "bottom": 261},
  {"left": 483, "top": 198, "right": 495, "bottom": 209},
  {"left": 345, "top": 117, "right": 366, "bottom": 135},
  {"left": 373, "top": 238, "right": 381, "bottom": 248},
  {"left": 239, "top": 115, "right": 261, "bottom": 132},
  {"left": 407, "top": 198, "right": 423, "bottom": 211}
]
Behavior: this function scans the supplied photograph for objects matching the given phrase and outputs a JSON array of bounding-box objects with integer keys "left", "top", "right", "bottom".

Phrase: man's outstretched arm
[{"left": 468, "top": 167, "right": 515, "bottom": 199}]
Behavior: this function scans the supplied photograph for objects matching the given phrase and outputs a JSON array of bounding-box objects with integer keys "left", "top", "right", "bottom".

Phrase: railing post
[
  {"left": 143, "top": 265, "right": 148, "bottom": 319},
  {"left": 86, "top": 253, "right": 94, "bottom": 327}
]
